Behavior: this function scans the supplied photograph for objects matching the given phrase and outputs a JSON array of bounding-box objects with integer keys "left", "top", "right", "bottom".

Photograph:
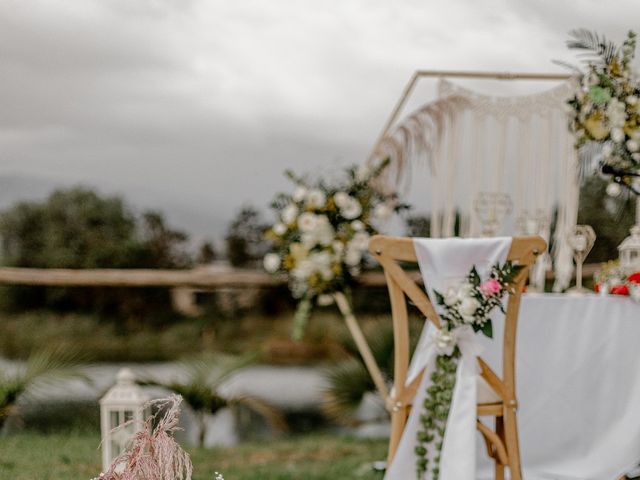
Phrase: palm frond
[
  {"left": 0, "top": 346, "right": 86, "bottom": 424},
  {"left": 322, "top": 358, "right": 372, "bottom": 425},
  {"left": 23, "top": 346, "right": 87, "bottom": 393},
  {"left": 227, "top": 394, "right": 288, "bottom": 433},
  {"left": 567, "top": 28, "right": 619, "bottom": 64},
  {"left": 551, "top": 59, "right": 584, "bottom": 75}
]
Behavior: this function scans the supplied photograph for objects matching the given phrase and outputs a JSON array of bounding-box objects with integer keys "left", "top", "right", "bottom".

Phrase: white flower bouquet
[
  {"left": 264, "top": 159, "right": 406, "bottom": 339},
  {"left": 566, "top": 29, "right": 640, "bottom": 192}
]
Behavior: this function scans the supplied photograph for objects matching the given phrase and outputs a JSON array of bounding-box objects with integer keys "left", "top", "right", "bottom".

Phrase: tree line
[{"left": 0, "top": 179, "right": 633, "bottom": 318}]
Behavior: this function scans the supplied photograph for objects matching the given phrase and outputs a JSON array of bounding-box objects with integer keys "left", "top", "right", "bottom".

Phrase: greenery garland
[{"left": 414, "top": 261, "right": 522, "bottom": 479}]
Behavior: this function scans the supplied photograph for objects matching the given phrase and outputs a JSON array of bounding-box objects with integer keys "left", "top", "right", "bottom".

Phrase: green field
[{"left": 0, "top": 431, "right": 387, "bottom": 480}]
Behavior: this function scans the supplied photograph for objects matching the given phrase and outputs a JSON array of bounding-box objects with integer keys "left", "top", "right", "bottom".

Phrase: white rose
[
  {"left": 310, "top": 251, "right": 332, "bottom": 269},
  {"left": 352, "top": 232, "right": 370, "bottom": 250},
  {"left": 611, "top": 128, "right": 625, "bottom": 143},
  {"left": 606, "top": 182, "right": 622, "bottom": 197},
  {"left": 306, "top": 189, "right": 326, "bottom": 209},
  {"left": 461, "top": 314, "right": 476, "bottom": 325},
  {"left": 456, "top": 283, "right": 474, "bottom": 302},
  {"left": 332, "top": 240, "right": 345, "bottom": 254},
  {"left": 263, "top": 253, "right": 281, "bottom": 273},
  {"left": 320, "top": 268, "right": 335, "bottom": 281},
  {"left": 344, "top": 247, "right": 362, "bottom": 266},
  {"left": 444, "top": 287, "right": 459, "bottom": 306},
  {"left": 459, "top": 297, "right": 480, "bottom": 317},
  {"left": 314, "top": 215, "right": 335, "bottom": 246},
  {"left": 298, "top": 212, "right": 317, "bottom": 233},
  {"left": 273, "top": 223, "right": 287, "bottom": 236},
  {"left": 627, "top": 95, "right": 638, "bottom": 105},
  {"left": 627, "top": 139, "right": 640, "bottom": 152},
  {"left": 301, "top": 232, "right": 317, "bottom": 248},
  {"left": 292, "top": 186, "right": 307, "bottom": 203},
  {"left": 433, "top": 329, "right": 456, "bottom": 356},
  {"left": 351, "top": 220, "right": 365, "bottom": 231},
  {"left": 633, "top": 153, "right": 640, "bottom": 161},
  {"left": 281, "top": 204, "right": 299, "bottom": 225},
  {"left": 341, "top": 198, "right": 362, "bottom": 220},
  {"left": 373, "top": 203, "right": 393, "bottom": 220},
  {"left": 333, "top": 192, "right": 350, "bottom": 208}
]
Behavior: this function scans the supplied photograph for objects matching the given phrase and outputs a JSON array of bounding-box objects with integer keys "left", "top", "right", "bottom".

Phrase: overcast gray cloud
[{"left": 1, "top": 0, "right": 639, "bottom": 244}]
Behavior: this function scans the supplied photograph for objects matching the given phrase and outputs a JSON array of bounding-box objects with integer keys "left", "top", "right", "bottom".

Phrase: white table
[{"left": 477, "top": 293, "right": 640, "bottom": 480}]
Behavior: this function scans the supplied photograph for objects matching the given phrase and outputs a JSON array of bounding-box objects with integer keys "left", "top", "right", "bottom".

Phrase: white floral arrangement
[
  {"left": 565, "top": 29, "right": 640, "bottom": 194},
  {"left": 414, "top": 261, "right": 522, "bottom": 479},
  {"left": 263, "top": 159, "right": 406, "bottom": 339}
]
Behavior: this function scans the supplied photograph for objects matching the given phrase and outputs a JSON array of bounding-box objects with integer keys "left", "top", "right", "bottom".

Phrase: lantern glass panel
[{"left": 110, "top": 411, "right": 120, "bottom": 429}]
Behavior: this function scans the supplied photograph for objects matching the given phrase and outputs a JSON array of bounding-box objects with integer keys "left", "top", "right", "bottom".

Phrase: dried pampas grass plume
[
  {"left": 368, "top": 95, "right": 469, "bottom": 192},
  {"left": 94, "top": 395, "right": 196, "bottom": 480}
]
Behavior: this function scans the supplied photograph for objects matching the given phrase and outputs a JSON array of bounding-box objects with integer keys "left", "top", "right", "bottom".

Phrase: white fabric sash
[{"left": 384, "top": 237, "right": 511, "bottom": 480}]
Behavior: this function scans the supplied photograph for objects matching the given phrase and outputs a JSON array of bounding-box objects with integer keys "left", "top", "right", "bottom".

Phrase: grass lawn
[{"left": 0, "top": 431, "right": 388, "bottom": 480}]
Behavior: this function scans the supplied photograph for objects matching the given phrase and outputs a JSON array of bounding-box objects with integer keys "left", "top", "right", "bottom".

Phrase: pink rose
[{"left": 480, "top": 278, "right": 501, "bottom": 296}]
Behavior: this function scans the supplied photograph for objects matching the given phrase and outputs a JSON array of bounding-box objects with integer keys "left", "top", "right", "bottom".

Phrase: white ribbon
[{"left": 385, "top": 325, "right": 484, "bottom": 480}]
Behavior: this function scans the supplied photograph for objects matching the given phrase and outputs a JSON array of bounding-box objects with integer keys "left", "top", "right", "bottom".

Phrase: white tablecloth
[{"left": 477, "top": 293, "right": 640, "bottom": 480}]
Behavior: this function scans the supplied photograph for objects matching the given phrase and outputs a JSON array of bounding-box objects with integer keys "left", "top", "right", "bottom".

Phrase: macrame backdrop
[{"left": 373, "top": 79, "right": 579, "bottom": 291}]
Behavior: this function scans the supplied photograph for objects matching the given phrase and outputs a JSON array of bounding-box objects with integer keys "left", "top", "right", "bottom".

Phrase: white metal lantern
[
  {"left": 99, "top": 368, "right": 150, "bottom": 471},
  {"left": 619, "top": 226, "right": 640, "bottom": 273}
]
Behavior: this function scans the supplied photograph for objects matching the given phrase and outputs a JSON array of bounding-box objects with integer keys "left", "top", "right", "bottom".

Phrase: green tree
[
  {"left": 406, "top": 214, "right": 431, "bottom": 237},
  {"left": 225, "top": 206, "right": 268, "bottom": 268},
  {"left": 577, "top": 177, "right": 636, "bottom": 263},
  {"left": 197, "top": 241, "right": 217, "bottom": 265},
  {"left": 405, "top": 211, "right": 462, "bottom": 237},
  {"left": 0, "top": 187, "right": 193, "bottom": 320}
]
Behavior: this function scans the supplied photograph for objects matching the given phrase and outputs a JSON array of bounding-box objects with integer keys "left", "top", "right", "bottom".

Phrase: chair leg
[
  {"left": 504, "top": 407, "right": 522, "bottom": 480},
  {"left": 495, "top": 416, "right": 505, "bottom": 480},
  {"left": 387, "top": 408, "right": 408, "bottom": 466}
]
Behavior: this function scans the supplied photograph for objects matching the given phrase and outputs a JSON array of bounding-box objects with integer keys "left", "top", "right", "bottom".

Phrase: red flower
[
  {"left": 610, "top": 284, "right": 630, "bottom": 296},
  {"left": 628, "top": 272, "right": 640, "bottom": 284},
  {"left": 594, "top": 283, "right": 601, "bottom": 293}
]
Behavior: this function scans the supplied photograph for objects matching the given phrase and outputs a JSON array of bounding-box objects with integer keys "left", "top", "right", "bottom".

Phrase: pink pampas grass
[{"left": 96, "top": 395, "right": 193, "bottom": 480}]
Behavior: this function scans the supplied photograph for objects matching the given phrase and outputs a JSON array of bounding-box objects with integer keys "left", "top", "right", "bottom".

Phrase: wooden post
[{"left": 333, "top": 291, "right": 389, "bottom": 403}]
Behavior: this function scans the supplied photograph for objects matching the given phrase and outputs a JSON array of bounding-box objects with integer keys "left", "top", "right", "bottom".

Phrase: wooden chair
[{"left": 368, "top": 234, "right": 546, "bottom": 480}]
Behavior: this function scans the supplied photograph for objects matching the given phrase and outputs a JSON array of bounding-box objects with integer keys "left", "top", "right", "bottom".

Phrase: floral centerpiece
[
  {"left": 263, "top": 159, "right": 406, "bottom": 339},
  {"left": 414, "top": 261, "right": 522, "bottom": 479},
  {"left": 594, "top": 260, "right": 640, "bottom": 302},
  {"left": 565, "top": 29, "right": 640, "bottom": 194}
]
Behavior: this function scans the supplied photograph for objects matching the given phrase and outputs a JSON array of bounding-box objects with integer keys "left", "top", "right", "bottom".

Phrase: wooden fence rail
[
  {"left": 0, "top": 265, "right": 599, "bottom": 316},
  {"left": 0, "top": 264, "right": 599, "bottom": 289},
  {"left": 0, "top": 267, "right": 403, "bottom": 288}
]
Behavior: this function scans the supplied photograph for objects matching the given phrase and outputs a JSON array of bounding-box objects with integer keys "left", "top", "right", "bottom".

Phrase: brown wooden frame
[{"left": 368, "top": 234, "right": 546, "bottom": 480}]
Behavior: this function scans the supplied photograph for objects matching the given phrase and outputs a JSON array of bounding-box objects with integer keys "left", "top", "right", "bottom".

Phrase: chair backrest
[{"left": 368, "top": 235, "right": 546, "bottom": 456}]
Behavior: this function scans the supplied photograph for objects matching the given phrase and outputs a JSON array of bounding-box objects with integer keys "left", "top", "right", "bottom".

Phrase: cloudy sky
[{"left": 1, "top": 0, "right": 638, "bottom": 245}]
